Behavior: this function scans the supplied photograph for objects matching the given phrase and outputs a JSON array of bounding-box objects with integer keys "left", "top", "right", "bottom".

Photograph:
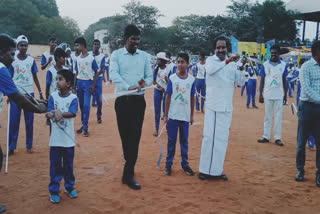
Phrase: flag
[
  {"left": 231, "top": 36, "right": 238, "bottom": 54},
  {"left": 266, "top": 39, "right": 275, "bottom": 60}
]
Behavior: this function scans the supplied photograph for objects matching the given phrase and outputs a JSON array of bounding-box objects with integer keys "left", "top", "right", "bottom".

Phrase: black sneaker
[
  {"left": 165, "top": 166, "right": 172, "bottom": 176},
  {"left": 183, "top": 166, "right": 195, "bottom": 176},
  {"left": 257, "top": 138, "right": 269, "bottom": 143},
  {"left": 83, "top": 130, "right": 89, "bottom": 137},
  {"left": 98, "top": 119, "right": 102, "bottom": 124},
  {"left": 76, "top": 126, "right": 83, "bottom": 134}
]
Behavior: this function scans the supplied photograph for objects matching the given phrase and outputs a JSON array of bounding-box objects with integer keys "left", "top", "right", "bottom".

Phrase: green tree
[
  {"left": 29, "top": 16, "right": 81, "bottom": 45},
  {"left": 30, "top": 0, "right": 59, "bottom": 17},
  {"left": 0, "top": 0, "right": 40, "bottom": 38}
]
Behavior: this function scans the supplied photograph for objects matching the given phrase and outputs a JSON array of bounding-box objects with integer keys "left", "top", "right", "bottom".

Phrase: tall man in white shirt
[
  {"left": 258, "top": 45, "right": 288, "bottom": 146},
  {"left": 198, "top": 36, "right": 246, "bottom": 180}
]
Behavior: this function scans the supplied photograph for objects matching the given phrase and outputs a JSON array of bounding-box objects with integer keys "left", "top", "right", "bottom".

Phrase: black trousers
[{"left": 115, "top": 95, "right": 146, "bottom": 180}]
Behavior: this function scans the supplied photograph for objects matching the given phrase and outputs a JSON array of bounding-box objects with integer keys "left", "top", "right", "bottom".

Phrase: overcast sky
[{"left": 55, "top": 0, "right": 317, "bottom": 40}]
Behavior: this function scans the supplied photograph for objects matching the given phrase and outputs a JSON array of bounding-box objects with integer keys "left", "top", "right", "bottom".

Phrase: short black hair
[
  {"left": 124, "top": 24, "right": 140, "bottom": 40},
  {"left": 311, "top": 40, "right": 320, "bottom": 57},
  {"left": 0, "top": 34, "right": 16, "bottom": 53},
  {"left": 57, "top": 69, "right": 74, "bottom": 84},
  {"left": 93, "top": 39, "right": 100, "bottom": 44},
  {"left": 54, "top": 48, "right": 67, "bottom": 61},
  {"left": 166, "top": 52, "right": 172, "bottom": 58},
  {"left": 213, "top": 35, "right": 229, "bottom": 51},
  {"left": 270, "top": 44, "right": 281, "bottom": 53},
  {"left": 199, "top": 52, "right": 205, "bottom": 58},
  {"left": 49, "top": 37, "right": 56, "bottom": 43},
  {"left": 177, "top": 53, "right": 189, "bottom": 63},
  {"left": 74, "top": 37, "right": 87, "bottom": 48}
]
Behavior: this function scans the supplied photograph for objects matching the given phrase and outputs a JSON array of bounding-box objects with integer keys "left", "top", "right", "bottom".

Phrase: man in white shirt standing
[
  {"left": 258, "top": 44, "right": 288, "bottom": 146},
  {"left": 198, "top": 36, "right": 246, "bottom": 180}
]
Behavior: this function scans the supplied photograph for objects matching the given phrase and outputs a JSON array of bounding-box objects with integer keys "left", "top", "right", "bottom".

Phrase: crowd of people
[{"left": 0, "top": 23, "right": 320, "bottom": 212}]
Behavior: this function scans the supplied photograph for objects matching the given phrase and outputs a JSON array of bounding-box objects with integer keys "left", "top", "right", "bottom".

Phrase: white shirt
[
  {"left": 42, "top": 51, "right": 56, "bottom": 69},
  {"left": 48, "top": 92, "right": 78, "bottom": 147},
  {"left": 47, "top": 66, "right": 69, "bottom": 95},
  {"left": 89, "top": 51, "right": 106, "bottom": 77},
  {"left": 196, "top": 62, "right": 206, "bottom": 79},
  {"left": 155, "top": 66, "right": 170, "bottom": 90},
  {"left": 205, "top": 55, "right": 246, "bottom": 112},
  {"left": 11, "top": 55, "right": 38, "bottom": 94},
  {"left": 166, "top": 73, "right": 196, "bottom": 122},
  {"left": 71, "top": 53, "right": 80, "bottom": 74},
  {"left": 248, "top": 67, "right": 257, "bottom": 80},
  {"left": 261, "top": 60, "right": 287, "bottom": 100},
  {"left": 75, "top": 54, "right": 98, "bottom": 81},
  {"left": 287, "top": 66, "right": 295, "bottom": 78}
]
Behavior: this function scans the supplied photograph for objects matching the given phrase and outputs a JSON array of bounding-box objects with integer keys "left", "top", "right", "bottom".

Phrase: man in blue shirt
[
  {"left": 295, "top": 41, "right": 320, "bottom": 186},
  {"left": 110, "top": 25, "right": 152, "bottom": 190},
  {"left": 0, "top": 34, "right": 46, "bottom": 214}
]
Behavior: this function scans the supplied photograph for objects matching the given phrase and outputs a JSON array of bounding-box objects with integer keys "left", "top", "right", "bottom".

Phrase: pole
[
  {"left": 316, "top": 22, "right": 319, "bottom": 41},
  {"left": 302, "top": 20, "right": 306, "bottom": 42},
  {"left": 5, "top": 103, "right": 10, "bottom": 174}
]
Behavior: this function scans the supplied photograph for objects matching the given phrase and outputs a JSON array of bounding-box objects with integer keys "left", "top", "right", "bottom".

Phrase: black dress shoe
[
  {"left": 275, "top": 139, "right": 284, "bottom": 146},
  {"left": 258, "top": 138, "right": 269, "bottom": 143},
  {"left": 316, "top": 172, "right": 320, "bottom": 187},
  {"left": 123, "top": 177, "right": 141, "bottom": 190},
  {"left": 295, "top": 170, "right": 304, "bottom": 182},
  {"left": 198, "top": 172, "right": 210, "bottom": 180}
]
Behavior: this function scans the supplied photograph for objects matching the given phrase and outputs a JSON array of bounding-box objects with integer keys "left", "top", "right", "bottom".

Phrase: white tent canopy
[{"left": 286, "top": 0, "right": 320, "bottom": 14}]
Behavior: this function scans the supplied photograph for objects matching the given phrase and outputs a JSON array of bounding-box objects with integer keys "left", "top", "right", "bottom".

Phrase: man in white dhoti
[{"left": 199, "top": 36, "right": 246, "bottom": 180}]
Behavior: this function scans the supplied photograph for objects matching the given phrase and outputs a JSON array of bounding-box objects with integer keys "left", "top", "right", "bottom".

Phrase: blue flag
[
  {"left": 231, "top": 36, "right": 238, "bottom": 54},
  {"left": 266, "top": 39, "right": 275, "bottom": 61}
]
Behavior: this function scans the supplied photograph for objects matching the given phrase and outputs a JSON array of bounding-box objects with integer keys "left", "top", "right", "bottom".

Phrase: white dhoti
[{"left": 199, "top": 109, "right": 233, "bottom": 176}]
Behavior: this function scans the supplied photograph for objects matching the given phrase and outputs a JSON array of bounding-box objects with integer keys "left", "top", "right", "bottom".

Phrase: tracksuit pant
[
  {"left": 296, "top": 101, "right": 320, "bottom": 171},
  {"left": 166, "top": 119, "right": 190, "bottom": 168},
  {"left": 287, "top": 77, "right": 294, "bottom": 97},
  {"left": 9, "top": 93, "right": 34, "bottom": 150},
  {"left": 154, "top": 89, "right": 166, "bottom": 131},
  {"left": 247, "top": 79, "right": 257, "bottom": 107},
  {"left": 49, "top": 146, "right": 75, "bottom": 194},
  {"left": 92, "top": 76, "right": 103, "bottom": 120},
  {"left": 241, "top": 82, "right": 248, "bottom": 96},
  {"left": 115, "top": 95, "right": 146, "bottom": 180},
  {"left": 263, "top": 99, "right": 283, "bottom": 141},
  {"left": 195, "top": 78, "right": 206, "bottom": 111},
  {"left": 77, "top": 79, "right": 93, "bottom": 131}
]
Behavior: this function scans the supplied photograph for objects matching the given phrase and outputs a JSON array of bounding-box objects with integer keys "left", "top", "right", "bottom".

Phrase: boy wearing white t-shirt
[
  {"left": 164, "top": 53, "right": 195, "bottom": 176},
  {"left": 89, "top": 39, "right": 106, "bottom": 123},
  {"left": 195, "top": 53, "right": 206, "bottom": 112},
  {"left": 41, "top": 37, "right": 57, "bottom": 70},
  {"left": 74, "top": 37, "right": 99, "bottom": 137},
  {"left": 153, "top": 52, "right": 170, "bottom": 136},
  {"left": 9, "top": 35, "right": 44, "bottom": 155},
  {"left": 258, "top": 45, "right": 288, "bottom": 146},
  {"left": 46, "top": 69, "right": 78, "bottom": 203}
]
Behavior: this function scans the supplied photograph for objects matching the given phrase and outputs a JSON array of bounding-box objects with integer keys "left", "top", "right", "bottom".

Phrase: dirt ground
[{"left": 0, "top": 60, "right": 319, "bottom": 214}]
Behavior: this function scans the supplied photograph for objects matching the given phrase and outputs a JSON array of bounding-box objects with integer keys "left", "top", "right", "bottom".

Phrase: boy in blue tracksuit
[
  {"left": 164, "top": 53, "right": 195, "bottom": 176},
  {"left": 9, "top": 35, "right": 44, "bottom": 155},
  {"left": 46, "top": 69, "right": 78, "bottom": 203},
  {"left": 74, "top": 37, "right": 99, "bottom": 137},
  {"left": 153, "top": 52, "right": 170, "bottom": 136},
  {"left": 89, "top": 39, "right": 106, "bottom": 123},
  {"left": 247, "top": 63, "right": 258, "bottom": 108},
  {"left": 194, "top": 53, "right": 206, "bottom": 112}
]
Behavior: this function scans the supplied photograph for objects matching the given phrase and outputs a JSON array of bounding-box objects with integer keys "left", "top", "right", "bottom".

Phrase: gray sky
[{"left": 56, "top": 0, "right": 317, "bottom": 40}]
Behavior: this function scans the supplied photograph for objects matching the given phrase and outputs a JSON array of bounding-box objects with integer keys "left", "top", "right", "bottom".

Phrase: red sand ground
[{"left": 0, "top": 61, "right": 319, "bottom": 214}]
